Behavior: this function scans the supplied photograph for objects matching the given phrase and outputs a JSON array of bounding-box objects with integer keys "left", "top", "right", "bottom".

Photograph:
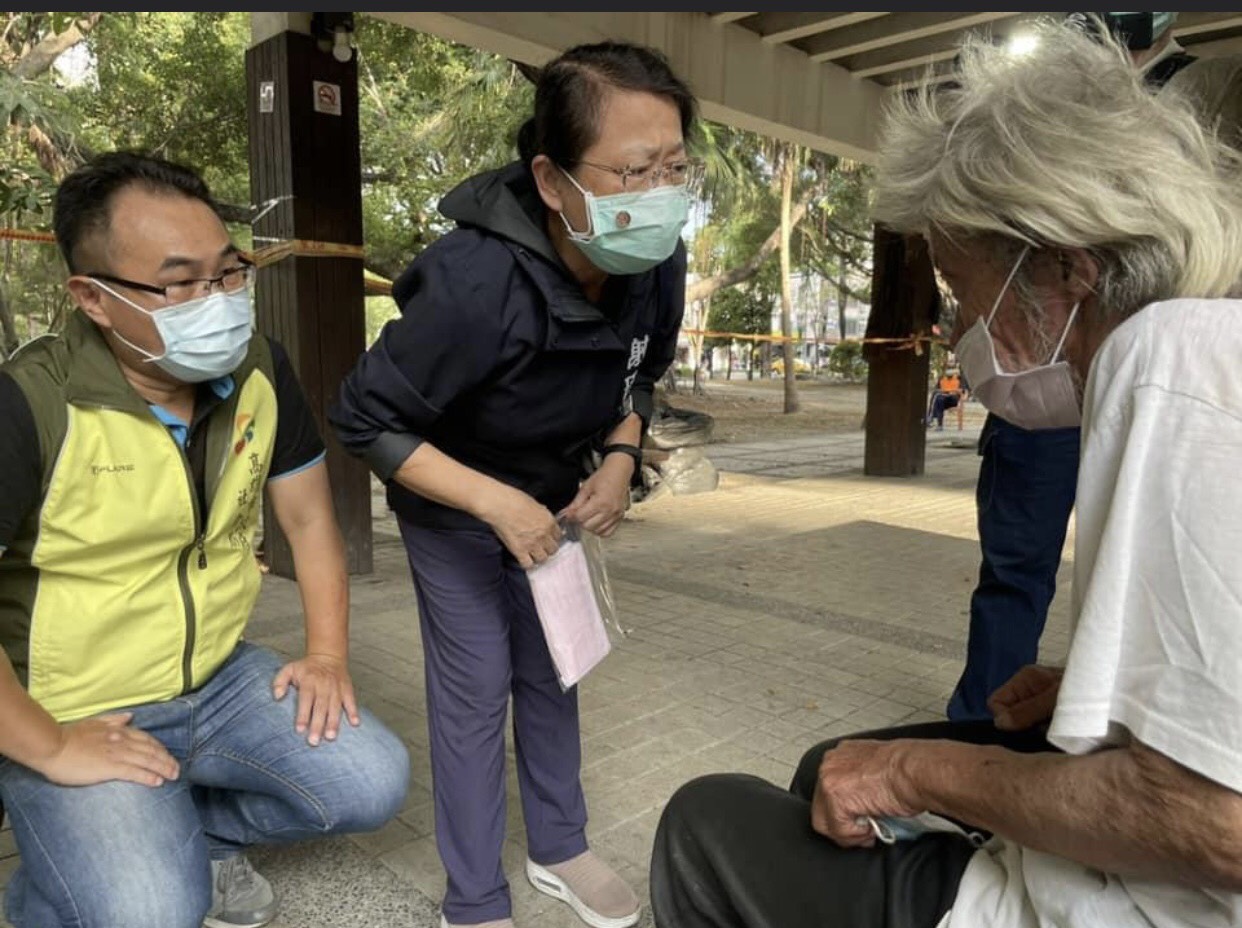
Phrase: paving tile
[{"left": 0, "top": 434, "right": 1077, "bottom": 928}]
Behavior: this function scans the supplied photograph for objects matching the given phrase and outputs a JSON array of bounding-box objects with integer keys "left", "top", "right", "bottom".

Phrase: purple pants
[{"left": 399, "top": 520, "right": 588, "bottom": 924}]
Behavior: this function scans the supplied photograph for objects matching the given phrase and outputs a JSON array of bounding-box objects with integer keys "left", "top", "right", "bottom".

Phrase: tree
[
  {"left": 685, "top": 124, "right": 875, "bottom": 406},
  {"left": 1, "top": 13, "right": 105, "bottom": 353},
  {"left": 0, "top": 13, "right": 534, "bottom": 350},
  {"left": 354, "top": 19, "right": 532, "bottom": 284},
  {"left": 776, "top": 142, "right": 799, "bottom": 413},
  {"left": 798, "top": 161, "right": 873, "bottom": 342},
  {"left": 704, "top": 282, "right": 772, "bottom": 380}
]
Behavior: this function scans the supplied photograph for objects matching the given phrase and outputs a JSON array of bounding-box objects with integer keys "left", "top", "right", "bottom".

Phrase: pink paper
[{"left": 527, "top": 541, "right": 612, "bottom": 689}]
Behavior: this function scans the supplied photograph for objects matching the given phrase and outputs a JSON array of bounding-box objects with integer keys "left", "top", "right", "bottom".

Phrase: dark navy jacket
[{"left": 329, "top": 161, "right": 686, "bottom": 531}]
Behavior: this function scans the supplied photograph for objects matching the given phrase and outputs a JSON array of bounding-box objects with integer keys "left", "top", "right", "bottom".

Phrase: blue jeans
[
  {"left": 947, "top": 415, "right": 1080, "bottom": 721},
  {"left": 0, "top": 642, "right": 410, "bottom": 928}
]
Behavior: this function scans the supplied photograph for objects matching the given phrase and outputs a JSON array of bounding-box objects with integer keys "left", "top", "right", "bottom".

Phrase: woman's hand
[
  {"left": 482, "top": 486, "right": 563, "bottom": 569},
  {"left": 560, "top": 454, "right": 634, "bottom": 537}
]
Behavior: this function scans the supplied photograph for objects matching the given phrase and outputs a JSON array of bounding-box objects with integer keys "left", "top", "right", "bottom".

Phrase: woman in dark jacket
[{"left": 330, "top": 41, "right": 695, "bottom": 928}]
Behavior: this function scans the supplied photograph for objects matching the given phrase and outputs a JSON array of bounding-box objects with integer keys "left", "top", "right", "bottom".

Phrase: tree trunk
[
  {"left": 837, "top": 268, "right": 850, "bottom": 342},
  {"left": 686, "top": 193, "right": 813, "bottom": 304},
  {"left": 687, "top": 298, "right": 706, "bottom": 396},
  {"left": 0, "top": 280, "right": 18, "bottom": 357},
  {"left": 726, "top": 340, "right": 733, "bottom": 380},
  {"left": 11, "top": 13, "right": 103, "bottom": 80},
  {"left": 779, "top": 146, "right": 800, "bottom": 414}
]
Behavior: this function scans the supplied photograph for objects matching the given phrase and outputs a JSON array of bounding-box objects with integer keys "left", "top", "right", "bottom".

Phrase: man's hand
[
  {"left": 810, "top": 739, "right": 924, "bottom": 847},
  {"left": 36, "top": 713, "right": 180, "bottom": 788},
  {"left": 988, "top": 664, "right": 1064, "bottom": 731},
  {"left": 273, "top": 654, "right": 360, "bottom": 746},
  {"left": 482, "top": 486, "right": 563, "bottom": 568},
  {"left": 560, "top": 454, "right": 634, "bottom": 537}
]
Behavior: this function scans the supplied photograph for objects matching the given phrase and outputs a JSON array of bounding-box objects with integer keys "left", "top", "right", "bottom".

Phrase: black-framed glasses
[
  {"left": 576, "top": 158, "right": 705, "bottom": 192},
  {"left": 88, "top": 263, "right": 254, "bottom": 306}
]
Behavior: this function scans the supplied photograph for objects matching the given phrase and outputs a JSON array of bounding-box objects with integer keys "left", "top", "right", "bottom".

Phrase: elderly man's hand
[
  {"left": 272, "top": 654, "right": 361, "bottom": 746},
  {"left": 988, "top": 665, "right": 1064, "bottom": 731},
  {"left": 810, "top": 739, "right": 924, "bottom": 847}
]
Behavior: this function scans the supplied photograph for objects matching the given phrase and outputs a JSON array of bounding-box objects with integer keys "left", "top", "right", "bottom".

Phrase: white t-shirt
[{"left": 945, "top": 298, "right": 1242, "bottom": 928}]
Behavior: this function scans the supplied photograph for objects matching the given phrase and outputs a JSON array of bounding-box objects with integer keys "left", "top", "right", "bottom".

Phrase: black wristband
[{"left": 601, "top": 443, "right": 643, "bottom": 470}]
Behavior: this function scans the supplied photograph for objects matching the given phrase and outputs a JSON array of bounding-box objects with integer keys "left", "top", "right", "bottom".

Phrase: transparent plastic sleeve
[{"left": 525, "top": 523, "right": 628, "bottom": 691}]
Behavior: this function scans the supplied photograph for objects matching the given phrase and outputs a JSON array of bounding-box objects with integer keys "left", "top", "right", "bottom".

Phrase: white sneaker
[{"left": 526, "top": 854, "right": 640, "bottom": 928}]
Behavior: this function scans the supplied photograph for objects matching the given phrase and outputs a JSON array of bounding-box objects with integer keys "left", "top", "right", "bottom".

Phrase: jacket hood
[{"left": 437, "top": 161, "right": 563, "bottom": 268}]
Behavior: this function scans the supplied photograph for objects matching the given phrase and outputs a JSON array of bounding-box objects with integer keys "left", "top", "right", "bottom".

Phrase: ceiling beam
[
  {"left": 838, "top": 14, "right": 1043, "bottom": 79},
  {"left": 884, "top": 68, "right": 958, "bottom": 92},
  {"left": 368, "top": 11, "right": 887, "bottom": 161},
  {"left": 1172, "top": 13, "right": 1242, "bottom": 38},
  {"left": 853, "top": 49, "right": 960, "bottom": 80},
  {"left": 745, "top": 12, "right": 889, "bottom": 46},
  {"left": 709, "top": 12, "right": 756, "bottom": 25},
  {"left": 1180, "top": 32, "right": 1242, "bottom": 58},
  {"left": 804, "top": 11, "right": 1016, "bottom": 63}
]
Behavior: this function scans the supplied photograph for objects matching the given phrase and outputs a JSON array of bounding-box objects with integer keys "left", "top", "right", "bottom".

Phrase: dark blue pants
[
  {"left": 946, "top": 415, "right": 1080, "bottom": 721},
  {"left": 927, "top": 392, "right": 960, "bottom": 429},
  {"left": 399, "top": 520, "right": 588, "bottom": 924}
]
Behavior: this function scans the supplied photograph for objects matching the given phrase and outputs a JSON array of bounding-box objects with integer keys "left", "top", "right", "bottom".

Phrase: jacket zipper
[
  {"left": 178, "top": 431, "right": 205, "bottom": 695},
  {"left": 75, "top": 399, "right": 204, "bottom": 695}
]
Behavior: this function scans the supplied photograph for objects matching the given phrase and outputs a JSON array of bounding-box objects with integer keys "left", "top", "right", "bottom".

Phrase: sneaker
[
  {"left": 526, "top": 852, "right": 640, "bottom": 928},
  {"left": 439, "top": 918, "right": 514, "bottom": 928},
  {"left": 204, "top": 855, "right": 278, "bottom": 928}
]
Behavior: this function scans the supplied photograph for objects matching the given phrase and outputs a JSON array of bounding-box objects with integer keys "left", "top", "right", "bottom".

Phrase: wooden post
[
  {"left": 863, "top": 227, "right": 938, "bottom": 477},
  {"left": 245, "top": 26, "right": 372, "bottom": 576}
]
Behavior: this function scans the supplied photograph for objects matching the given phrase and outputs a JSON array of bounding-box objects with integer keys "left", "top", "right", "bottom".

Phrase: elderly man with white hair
[{"left": 650, "top": 18, "right": 1242, "bottom": 928}]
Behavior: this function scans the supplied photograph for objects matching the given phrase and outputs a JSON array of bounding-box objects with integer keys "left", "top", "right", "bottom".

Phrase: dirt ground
[
  {"left": 655, "top": 377, "right": 870, "bottom": 444},
  {"left": 655, "top": 375, "right": 989, "bottom": 444}
]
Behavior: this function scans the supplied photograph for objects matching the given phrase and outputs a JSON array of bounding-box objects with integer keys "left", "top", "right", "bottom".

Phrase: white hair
[{"left": 873, "top": 17, "right": 1242, "bottom": 319}]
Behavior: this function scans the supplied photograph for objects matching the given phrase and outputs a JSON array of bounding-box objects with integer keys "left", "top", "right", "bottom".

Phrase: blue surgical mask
[
  {"left": 559, "top": 168, "right": 689, "bottom": 275},
  {"left": 94, "top": 282, "right": 253, "bottom": 383},
  {"left": 864, "top": 812, "right": 987, "bottom": 847}
]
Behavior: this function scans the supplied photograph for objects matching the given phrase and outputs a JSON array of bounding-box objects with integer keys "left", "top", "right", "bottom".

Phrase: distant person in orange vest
[{"left": 926, "top": 366, "right": 968, "bottom": 431}]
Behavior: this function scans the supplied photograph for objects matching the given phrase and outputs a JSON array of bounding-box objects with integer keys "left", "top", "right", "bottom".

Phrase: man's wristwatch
[{"left": 601, "top": 443, "right": 643, "bottom": 471}]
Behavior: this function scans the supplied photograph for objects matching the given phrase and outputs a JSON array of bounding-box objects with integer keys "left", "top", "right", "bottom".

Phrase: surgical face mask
[
  {"left": 94, "top": 281, "right": 253, "bottom": 383},
  {"left": 863, "top": 812, "right": 987, "bottom": 847},
  {"left": 558, "top": 167, "right": 689, "bottom": 275},
  {"left": 953, "top": 247, "right": 1082, "bottom": 431}
]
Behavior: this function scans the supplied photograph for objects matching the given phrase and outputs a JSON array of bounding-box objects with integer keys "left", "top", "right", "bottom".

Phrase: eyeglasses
[
  {"left": 575, "top": 158, "right": 705, "bottom": 192},
  {"left": 88, "top": 263, "right": 254, "bottom": 306}
]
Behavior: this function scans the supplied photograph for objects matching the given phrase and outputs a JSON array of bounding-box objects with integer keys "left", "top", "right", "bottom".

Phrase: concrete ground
[{"left": 0, "top": 425, "right": 1075, "bottom": 928}]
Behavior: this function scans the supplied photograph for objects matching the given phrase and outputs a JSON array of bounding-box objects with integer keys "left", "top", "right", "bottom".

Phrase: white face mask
[
  {"left": 954, "top": 246, "right": 1082, "bottom": 431},
  {"left": 93, "top": 281, "right": 254, "bottom": 384}
]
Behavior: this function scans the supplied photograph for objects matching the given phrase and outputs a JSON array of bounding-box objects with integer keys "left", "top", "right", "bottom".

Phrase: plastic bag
[
  {"left": 657, "top": 447, "right": 720, "bottom": 496},
  {"left": 649, "top": 403, "right": 715, "bottom": 449},
  {"left": 526, "top": 523, "right": 626, "bottom": 690}
]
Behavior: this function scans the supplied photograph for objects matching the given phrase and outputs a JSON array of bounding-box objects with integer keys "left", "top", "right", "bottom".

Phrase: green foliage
[
  {"left": 355, "top": 20, "right": 532, "bottom": 280},
  {"left": 77, "top": 13, "right": 252, "bottom": 208},
  {"left": 0, "top": 12, "right": 875, "bottom": 356},
  {"left": 0, "top": 163, "right": 54, "bottom": 216},
  {"left": 704, "top": 284, "right": 772, "bottom": 348},
  {"left": 826, "top": 340, "right": 868, "bottom": 382}
]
